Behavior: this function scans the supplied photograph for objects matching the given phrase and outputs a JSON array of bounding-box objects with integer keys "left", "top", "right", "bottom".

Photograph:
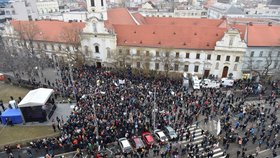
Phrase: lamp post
[
  {"left": 92, "top": 103, "right": 99, "bottom": 139},
  {"left": 34, "top": 66, "right": 43, "bottom": 86},
  {"left": 67, "top": 59, "right": 74, "bottom": 86},
  {"left": 153, "top": 87, "right": 157, "bottom": 130}
]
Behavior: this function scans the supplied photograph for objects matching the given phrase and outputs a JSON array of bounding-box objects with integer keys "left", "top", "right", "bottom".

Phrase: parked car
[
  {"left": 131, "top": 136, "right": 145, "bottom": 150},
  {"left": 118, "top": 138, "right": 133, "bottom": 154},
  {"left": 142, "top": 132, "right": 155, "bottom": 147},
  {"left": 154, "top": 129, "right": 168, "bottom": 144},
  {"left": 163, "top": 126, "right": 178, "bottom": 140}
]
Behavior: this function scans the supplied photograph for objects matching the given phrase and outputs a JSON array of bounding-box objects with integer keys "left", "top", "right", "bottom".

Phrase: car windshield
[
  {"left": 135, "top": 138, "right": 144, "bottom": 147},
  {"left": 158, "top": 132, "right": 165, "bottom": 138},
  {"left": 122, "top": 140, "right": 130, "bottom": 148},
  {"left": 170, "top": 131, "right": 176, "bottom": 135}
]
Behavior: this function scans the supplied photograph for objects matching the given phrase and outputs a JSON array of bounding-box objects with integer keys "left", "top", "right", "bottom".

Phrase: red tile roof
[
  {"left": 131, "top": 12, "right": 147, "bottom": 25},
  {"left": 229, "top": 24, "right": 246, "bottom": 40},
  {"left": 11, "top": 20, "right": 85, "bottom": 43},
  {"left": 105, "top": 8, "right": 137, "bottom": 30},
  {"left": 114, "top": 24, "right": 226, "bottom": 50},
  {"left": 248, "top": 25, "right": 280, "bottom": 47},
  {"left": 144, "top": 17, "right": 224, "bottom": 27},
  {"left": 106, "top": 10, "right": 231, "bottom": 50}
]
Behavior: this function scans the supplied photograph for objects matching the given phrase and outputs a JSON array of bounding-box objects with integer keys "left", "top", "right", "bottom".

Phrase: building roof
[
  {"left": 227, "top": 18, "right": 277, "bottom": 24},
  {"left": 18, "top": 88, "right": 54, "bottom": 107},
  {"left": 143, "top": 17, "right": 224, "bottom": 26},
  {"left": 269, "top": 0, "right": 280, "bottom": 5},
  {"left": 132, "top": 12, "right": 147, "bottom": 25},
  {"left": 210, "top": 2, "right": 244, "bottom": 15},
  {"left": 226, "top": 6, "right": 244, "bottom": 15},
  {"left": 11, "top": 20, "right": 85, "bottom": 43},
  {"left": 105, "top": 8, "right": 137, "bottom": 30},
  {"left": 104, "top": 8, "right": 250, "bottom": 49},
  {"left": 247, "top": 25, "right": 280, "bottom": 47},
  {"left": 114, "top": 24, "right": 226, "bottom": 50}
]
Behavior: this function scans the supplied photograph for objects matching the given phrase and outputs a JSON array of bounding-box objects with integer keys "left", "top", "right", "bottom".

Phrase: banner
[{"left": 217, "top": 119, "right": 221, "bottom": 135}]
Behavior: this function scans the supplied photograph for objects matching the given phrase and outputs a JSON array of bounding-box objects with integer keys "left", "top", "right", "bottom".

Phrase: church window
[
  {"left": 91, "top": 0, "right": 95, "bottom": 7},
  {"left": 95, "top": 45, "right": 99, "bottom": 53}
]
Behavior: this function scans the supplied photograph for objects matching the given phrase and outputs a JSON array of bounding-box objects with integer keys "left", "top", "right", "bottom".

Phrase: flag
[{"left": 217, "top": 119, "right": 221, "bottom": 135}]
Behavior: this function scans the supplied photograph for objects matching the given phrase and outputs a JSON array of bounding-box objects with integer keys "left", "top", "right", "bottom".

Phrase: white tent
[{"left": 18, "top": 88, "right": 54, "bottom": 107}]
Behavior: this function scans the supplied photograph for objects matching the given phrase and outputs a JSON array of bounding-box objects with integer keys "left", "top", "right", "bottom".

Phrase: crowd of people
[
  {"left": 53, "top": 65, "right": 280, "bottom": 157},
  {"left": 2, "top": 65, "right": 280, "bottom": 158}
]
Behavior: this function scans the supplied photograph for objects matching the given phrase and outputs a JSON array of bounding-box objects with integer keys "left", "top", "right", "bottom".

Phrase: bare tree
[
  {"left": 156, "top": 48, "right": 176, "bottom": 77},
  {"left": 131, "top": 48, "right": 154, "bottom": 76},
  {"left": 59, "top": 25, "right": 85, "bottom": 67},
  {"left": 109, "top": 48, "right": 130, "bottom": 68},
  {"left": 245, "top": 48, "right": 280, "bottom": 82},
  {"left": 10, "top": 21, "right": 45, "bottom": 81},
  {"left": 0, "top": 37, "right": 18, "bottom": 77},
  {"left": 15, "top": 21, "right": 40, "bottom": 55}
]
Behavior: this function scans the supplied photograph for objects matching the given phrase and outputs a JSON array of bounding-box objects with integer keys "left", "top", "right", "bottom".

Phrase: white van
[{"left": 221, "top": 78, "right": 234, "bottom": 87}]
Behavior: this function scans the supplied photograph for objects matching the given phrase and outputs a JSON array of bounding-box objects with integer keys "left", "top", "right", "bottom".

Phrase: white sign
[
  {"left": 217, "top": 119, "right": 221, "bottom": 135},
  {"left": 119, "top": 79, "right": 125, "bottom": 84}
]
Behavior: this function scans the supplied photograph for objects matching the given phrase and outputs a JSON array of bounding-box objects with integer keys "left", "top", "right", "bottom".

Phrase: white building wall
[
  {"left": 62, "top": 12, "right": 88, "bottom": 22},
  {"left": 174, "top": 9, "right": 207, "bottom": 18},
  {"left": 80, "top": 18, "right": 116, "bottom": 65},
  {"left": 0, "top": 0, "right": 38, "bottom": 21},
  {"left": 110, "top": 46, "right": 244, "bottom": 79},
  {"left": 36, "top": 0, "right": 59, "bottom": 14},
  {"left": 243, "top": 47, "right": 280, "bottom": 74}
]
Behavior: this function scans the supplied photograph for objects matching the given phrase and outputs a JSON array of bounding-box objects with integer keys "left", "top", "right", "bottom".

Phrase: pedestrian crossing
[{"left": 180, "top": 124, "right": 226, "bottom": 158}]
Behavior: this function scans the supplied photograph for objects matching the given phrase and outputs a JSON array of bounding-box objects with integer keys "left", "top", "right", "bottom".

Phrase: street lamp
[
  {"left": 34, "top": 66, "right": 43, "bottom": 86},
  {"left": 153, "top": 87, "right": 157, "bottom": 130},
  {"left": 67, "top": 58, "right": 74, "bottom": 86},
  {"left": 92, "top": 103, "right": 99, "bottom": 139}
]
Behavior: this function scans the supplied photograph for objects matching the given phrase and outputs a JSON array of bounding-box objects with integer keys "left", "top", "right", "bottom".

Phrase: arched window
[{"left": 95, "top": 45, "right": 99, "bottom": 53}]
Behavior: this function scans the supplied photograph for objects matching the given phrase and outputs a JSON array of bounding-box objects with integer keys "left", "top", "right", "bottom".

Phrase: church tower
[{"left": 86, "top": 0, "right": 108, "bottom": 20}]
